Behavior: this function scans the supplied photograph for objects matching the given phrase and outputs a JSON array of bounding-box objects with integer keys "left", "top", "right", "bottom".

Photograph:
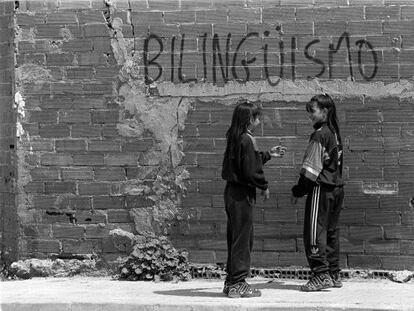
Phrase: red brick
[
  {"left": 163, "top": 10, "right": 196, "bottom": 24},
  {"left": 65, "top": 67, "right": 94, "bottom": 79},
  {"left": 31, "top": 167, "right": 59, "bottom": 181},
  {"left": 61, "top": 168, "right": 93, "bottom": 181},
  {"left": 384, "top": 20, "right": 414, "bottom": 34},
  {"left": 78, "top": 183, "right": 113, "bottom": 195},
  {"left": 107, "top": 210, "right": 130, "bottom": 223},
  {"left": 187, "top": 166, "right": 217, "bottom": 180},
  {"left": 349, "top": 226, "right": 383, "bottom": 240},
  {"left": 385, "top": 225, "right": 414, "bottom": 239},
  {"left": 197, "top": 153, "right": 223, "bottom": 166},
  {"left": 348, "top": 254, "right": 382, "bottom": 269},
  {"left": 182, "top": 193, "right": 212, "bottom": 208},
  {"left": 314, "top": 0, "right": 348, "bottom": 5},
  {"left": 199, "top": 207, "right": 226, "bottom": 221},
  {"left": 32, "top": 195, "right": 57, "bottom": 209},
  {"left": 366, "top": 210, "right": 400, "bottom": 225},
  {"left": 35, "top": 24, "right": 63, "bottom": 38},
  {"left": 263, "top": 238, "right": 296, "bottom": 251},
  {"left": 125, "top": 195, "right": 153, "bottom": 208},
  {"left": 26, "top": 140, "right": 54, "bottom": 152},
  {"left": 45, "top": 181, "right": 76, "bottom": 194},
  {"left": 384, "top": 166, "right": 414, "bottom": 182},
  {"left": 58, "top": 110, "right": 91, "bottom": 123},
  {"left": 348, "top": 0, "right": 382, "bottom": 4},
  {"left": 340, "top": 237, "right": 364, "bottom": 253},
  {"left": 23, "top": 82, "right": 51, "bottom": 95},
  {"left": 55, "top": 139, "right": 86, "bottom": 152},
  {"left": 278, "top": 252, "right": 308, "bottom": 267},
  {"left": 401, "top": 241, "right": 414, "bottom": 255},
  {"left": 28, "top": 110, "right": 57, "bottom": 123},
  {"left": 183, "top": 139, "right": 214, "bottom": 153},
  {"left": 382, "top": 255, "right": 414, "bottom": 270},
  {"left": 102, "top": 125, "right": 119, "bottom": 137},
  {"left": 104, "top": 154, "right": 138, "bottom": 166},
  {"left": 91, "top": 110, "right": 119, "bottom": 123},
  {"left": 77, "top": 52, "right": 108, "bottom": 66},
  {"left": 88, "top": 140, "right": 120, "bottom": 152},
  {"left": 380, "top": 195, "right": 412, "bottom": 211},
  {"left": 188, "top": 249, "right": 216, "bottom": 263},
  {"left": 16, "top": 13, "right": 46, "bottom": 25},
  {"left": 23, "top": 224, "right": 51, "bottom": 239},
  {"left": 52, "top": 82, "right": 83, "bottom": 95},
  {"left": 345, "top": 196, "right": 379, "bottom": 209},
  {"left": 365, "top": 240, "right": 400, "bottom": 254},
  {"left": 52, "top": 224, "right": 84, "bottom": 238},
  {"left": 82, "top": 82, "right": 113, "bottom": 95},
  {"left": 71, "top": 125, "right": 102, "bottom": 138},
  {"left": 77, "top": 11, "right": 105, "bottom": 24},
  {"left": 94, "top": 67, "right": 119, "bottom": 79},
  {"left": 85, "top": 224, "right": 110, "bottom": 238},
  {"left": 148, "top": 24, "right": 179, "bottom": 37},
  {"left": 41, "top": 154, "right": 73, "bottom": 166},
  {"left": 93, "top": 196, "right": 125, "bottom": 209},
  {"left": 197, "top": 239, "right": 227, "bottom": 250},
  {"left": 46, "top": 12, "right": 77, "bottom": 24},
  {"left": 62, "top": 239, "right": 100, "bottom": 254},
  {"left": 73, "top": 154, "right": 104, "bottom": 166},
  {"left": 91, "top": 38, "right": 111, "bottom": 52},
  {"left": 401, "top": 5, "right": 414, "bottom": 19},
  {"left": 39, "top": 125, "right": 70, "bottom": 138},
  {"left": 28, "top": 239, "right": 60, "bottom": 253},
  {"left": 195, "top": 10, "right": 227, "bottom": 24},
  {"left": 94, "top": 168, "right": 126, "bottom": 181},
  {"left": 263, "top": 209, "right": 297, "bottom": 223},
  {"left": 122, "top": 140, "right": 153, "bottom": 152}
]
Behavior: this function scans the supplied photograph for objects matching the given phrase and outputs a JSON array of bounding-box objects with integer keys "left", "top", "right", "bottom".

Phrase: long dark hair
[
  {"left": 225, "top": 101, "right": 262, "bottom": 159},
  {"left": 307, "top": 94, "right": 342, "bottom": 145}
]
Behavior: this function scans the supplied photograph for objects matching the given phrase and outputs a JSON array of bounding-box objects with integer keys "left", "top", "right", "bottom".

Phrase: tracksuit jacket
[{"left": 292, "top": 121, "right": 344, "bottom": 274}]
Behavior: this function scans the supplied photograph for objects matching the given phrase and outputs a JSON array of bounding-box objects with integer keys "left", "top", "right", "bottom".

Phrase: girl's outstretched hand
[
  {"left": 270, "top": 145, "right": 287, "bottom": 158},
  {"left": 262, "top": 188, "right": 270, "bottom": 201}
]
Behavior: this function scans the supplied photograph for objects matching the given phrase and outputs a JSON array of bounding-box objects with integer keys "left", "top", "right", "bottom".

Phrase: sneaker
[
  {"left": 329, "top": 271, "right": 343, "bottom": 288},
  {"left": 227, "top": 281, "right": 262, "bottom": 298},
  {"left": 222, "top": 281, "right": 230, "bottom": 295},
  {"left": 300, "top": 272, "right": 334, "bottom": 292}
]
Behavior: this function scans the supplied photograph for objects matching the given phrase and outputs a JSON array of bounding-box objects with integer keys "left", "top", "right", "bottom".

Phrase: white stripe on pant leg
[
  {"left": 313, "top": 185, "right": 320, "bottom": 246},
  {"left": 311, "top": 185, "right": 320, "bottom": 246},
  {"left": 310, "top": 187, "right": 317, "bottom": 245}
]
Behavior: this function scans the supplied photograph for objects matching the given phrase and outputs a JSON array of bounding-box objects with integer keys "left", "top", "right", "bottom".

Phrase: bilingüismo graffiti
[{"left": 143, "top": 31, "right": 378, "bottom": 85}]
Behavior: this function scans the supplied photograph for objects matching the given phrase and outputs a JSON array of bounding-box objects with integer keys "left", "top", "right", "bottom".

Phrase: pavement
[{"left": 1, "top": 276, "right": 414, "bottom": 311}]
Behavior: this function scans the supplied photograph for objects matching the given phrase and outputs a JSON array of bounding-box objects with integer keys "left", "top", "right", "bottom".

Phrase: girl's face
[
  {"left": 307, "top": 102, "right": 327, "bottom": 126},
  {"left": 248, "top": 116, "right": 260, "bottom": 131}
]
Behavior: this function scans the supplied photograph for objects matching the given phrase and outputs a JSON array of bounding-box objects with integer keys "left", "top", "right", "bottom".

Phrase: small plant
[{"left": 118, "top": 235, "right": 190, "bottom": 281}]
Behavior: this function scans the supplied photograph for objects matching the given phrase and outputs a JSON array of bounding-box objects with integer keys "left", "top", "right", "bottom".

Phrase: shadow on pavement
[{"left": 154, "top": 281, "right": 300, "bottom": 297}]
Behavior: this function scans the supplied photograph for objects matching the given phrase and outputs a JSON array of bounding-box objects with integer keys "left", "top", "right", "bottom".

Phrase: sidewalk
[{"left": 1, "top": 276, "right": 414, "bottom": 311}]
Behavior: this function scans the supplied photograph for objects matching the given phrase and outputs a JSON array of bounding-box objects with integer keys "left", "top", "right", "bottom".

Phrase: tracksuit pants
[
  {"left": 304, "top": 184, "right": 344, "bottom": 275},
  {"left": 224, "top": 183, "right": 255, "bottom": 285}
]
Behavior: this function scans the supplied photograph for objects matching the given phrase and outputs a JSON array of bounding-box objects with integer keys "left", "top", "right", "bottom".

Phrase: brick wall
[
  {"left": 10, "top": 0, "right": 414, "bottom": 270},
  {"left": 0, "top": 0, "right": 17, "bottom": 264}
]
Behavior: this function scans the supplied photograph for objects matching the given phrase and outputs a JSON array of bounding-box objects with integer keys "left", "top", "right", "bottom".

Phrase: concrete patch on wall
[
  {"left": 363, "top": 182, "right": 399, "bottom": 195},
  {"left": 109, "top": 13, "right": 192, "bottom": 236}
]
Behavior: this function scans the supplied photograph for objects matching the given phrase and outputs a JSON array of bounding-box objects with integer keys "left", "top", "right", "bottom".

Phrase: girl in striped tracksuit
[{"left": 291, "top": 94, "right": 344, "bottom": 292}]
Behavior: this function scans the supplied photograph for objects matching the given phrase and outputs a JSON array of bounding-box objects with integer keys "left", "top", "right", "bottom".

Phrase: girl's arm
[
  {"left": 259, "top": 151, "right": 271, "bottom": 165},
  {"left": 291, "top": 140, "right": 324, "bottom": 197},
  {"left": 241, "top": 135, "right": 268, "bottom": 190}
]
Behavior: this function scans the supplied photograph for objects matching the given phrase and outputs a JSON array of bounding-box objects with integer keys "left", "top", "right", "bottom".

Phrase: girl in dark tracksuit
[
  {"left": 221, "top": 101, "right": 285, "bottom": 298},
  {"left": 291, "top": 94, "right": 344, "bottom": 292}
]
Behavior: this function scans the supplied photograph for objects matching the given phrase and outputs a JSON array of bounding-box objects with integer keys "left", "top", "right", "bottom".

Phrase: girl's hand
[
  {"left": 270, "top": 145, "right": 287, "bottom": 158},
  {"left": 262, "top": 188, "right": 270, "bottom": 201}
]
